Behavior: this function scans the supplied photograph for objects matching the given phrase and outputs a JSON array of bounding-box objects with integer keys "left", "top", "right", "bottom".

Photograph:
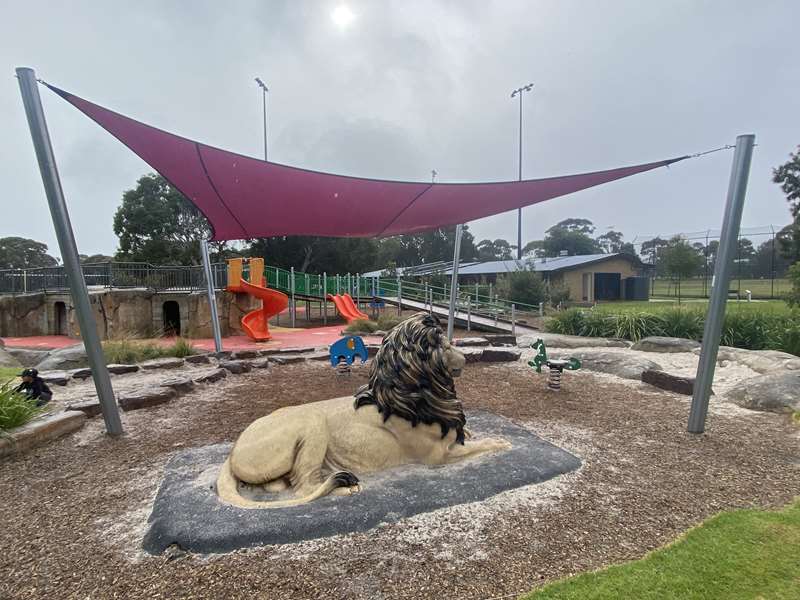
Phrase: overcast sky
[{"left": 1, "top": 0, "right": 797, "bottom": 260}]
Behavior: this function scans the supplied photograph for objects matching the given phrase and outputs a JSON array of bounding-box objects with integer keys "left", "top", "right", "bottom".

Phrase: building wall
[
  {"left": 556, "top": 257, "right": 640, "bottom": 303},
  {"left": 0, "top": 289, "right": 259, "bottom": 340}
]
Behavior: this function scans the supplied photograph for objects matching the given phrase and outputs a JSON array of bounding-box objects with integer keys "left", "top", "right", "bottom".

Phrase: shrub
[
  {"left": 580, "top": 310, "right": 615, "bottom": 338},
  {"left": 376, "top": 312, "right": 407, "bottom": 331},
  {"left": 102, "top": 337, "right": 197, "bottom": 364},
  {"left": 613, "top": 312, "right": 662, "bottom": 341},
  {"left": 495, "top": 271, "right": 546, "bottom": 306},
  {"left": 787, "top": 262, "right": 800, "bottom": 307},
  {"left": 344, "top": 319, "right": 378, "bottom": 334},
  {"left": 0, "top": 382, "right": 41, "bottom": 431},
  {"left": 776, "top": 320, "right": 800, "bottom": 356},
  {"left": 547, "top": 283, "right": 571, "bottom": 307},
  {"left": 545, "top": 308, "right": 585, "bottom": 336},
  {"left": 167, "top": 337, "right": 197, "bottom": 358},
  {"left": 721, "top": 312, "right": 774, "bottom": 350},
  {"left": 658, "top": 309, "right": 704, "bottom": 340}
]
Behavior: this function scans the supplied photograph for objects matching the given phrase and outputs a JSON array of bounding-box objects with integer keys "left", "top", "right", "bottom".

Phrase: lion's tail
[{"left": 216, "top": 458, "right": 359, "bottom": 509}]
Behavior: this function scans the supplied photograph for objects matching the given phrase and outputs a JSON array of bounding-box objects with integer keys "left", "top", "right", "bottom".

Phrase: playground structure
[
  {"left": 225, "top": 257, "right": 288, "bottom": 342},
  {"left": 327, "top": 293, "right": 369, "bottom": 322}
]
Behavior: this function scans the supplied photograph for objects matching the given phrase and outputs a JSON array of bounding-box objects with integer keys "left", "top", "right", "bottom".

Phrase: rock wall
[{"left": 0, "top": 290, "right": 255, "bottom": 340}]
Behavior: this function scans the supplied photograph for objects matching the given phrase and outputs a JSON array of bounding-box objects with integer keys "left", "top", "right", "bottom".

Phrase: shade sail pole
[
  {"left": 446, "top": 224, "right": 464, "bottom": 340},
  {"left": 16, "top": 67, "right": 123, "bottom": 436},
  {"left": 688, "top": 134, "right": 755, "bottom": 434},
  {"left": 200, "top": 240, "right": 223, "bottom": 353}
]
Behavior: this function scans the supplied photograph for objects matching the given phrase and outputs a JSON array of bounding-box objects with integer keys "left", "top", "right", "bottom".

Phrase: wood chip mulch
[{"left": 1, "top": 361, "right": 798, "bottom": 600}]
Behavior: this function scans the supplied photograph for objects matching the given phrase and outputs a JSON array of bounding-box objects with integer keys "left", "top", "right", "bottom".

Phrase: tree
[
  {"left": 596, "top": 230, "right": 624, "bottom": 253},
  {"left": 113, "top": 174, "right": 227, "bottom": 265},
  {"left": 773, "top": 147, "right": 800, "bottom": 262},
  {"left": 662, "top": 236, "right": 703, "bottom": 299},
  {"left": 0, "top": 237, "right": 59, "bottom": 269},
  {"left": 522, "top": 240, "right": 545, "bottom": 258},
  {"left": 476, "top": 239, "right": 515, "bottom": 260},
  {"left": 543, "top": 219, "right": 600, "bottom": 257},
  {"left": 640, "top": 237, "right": 669, "bottom": 275},
  {"left": 751, "top": 237, "right": 792, "bottom": 279},
  {"left": 80, "top": 253, "right": 114, "bottom": 264}
]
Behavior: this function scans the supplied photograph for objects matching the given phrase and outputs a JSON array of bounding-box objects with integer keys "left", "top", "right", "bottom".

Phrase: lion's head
[{"left": 354, "top": 313, "right": 467, "bottom": 444}]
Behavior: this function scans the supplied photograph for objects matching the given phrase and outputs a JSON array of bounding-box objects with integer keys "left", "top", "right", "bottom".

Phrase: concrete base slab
[{"left": 142, "top": 411, "right": 580, "bottom": 554}]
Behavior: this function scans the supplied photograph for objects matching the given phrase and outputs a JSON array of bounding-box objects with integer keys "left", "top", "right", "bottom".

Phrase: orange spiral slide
[
  {"left": 327, "top": 293, "right": 369, "bottom": 322},
  {"left": 226, "top": 258, "right": 288, "bottom": 342}
]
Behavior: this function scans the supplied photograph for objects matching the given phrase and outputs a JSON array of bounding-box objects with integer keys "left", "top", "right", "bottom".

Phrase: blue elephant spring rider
[
  {"left": 528, "top": 339, "right": 581, "bottom": 391},
  {"left": 329, "top": 335, "right": 369, "bottom": 375}
]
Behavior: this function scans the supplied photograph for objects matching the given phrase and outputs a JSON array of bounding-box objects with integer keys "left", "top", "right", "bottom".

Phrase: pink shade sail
[{"left": 45, "top": 83, "right": 688, "bottom": 241}]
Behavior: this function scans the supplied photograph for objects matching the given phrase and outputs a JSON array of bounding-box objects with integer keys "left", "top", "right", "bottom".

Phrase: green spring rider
[{"left": 529, "top": 339, "right": 581, "bottom": 391}]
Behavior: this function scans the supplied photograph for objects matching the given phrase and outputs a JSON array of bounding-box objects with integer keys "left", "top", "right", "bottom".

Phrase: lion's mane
[{"left": 354, "top": 313, "right": 466, "bottom": 444}]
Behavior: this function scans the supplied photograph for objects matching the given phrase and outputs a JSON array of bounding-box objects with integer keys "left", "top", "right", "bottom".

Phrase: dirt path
[{"left": 1, "top": 361, "right": 798, "bottom": 599}]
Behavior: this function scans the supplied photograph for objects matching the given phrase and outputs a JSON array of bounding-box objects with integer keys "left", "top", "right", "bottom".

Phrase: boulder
[
  {"left": 34, "top": 344, "right": 88, "bottom": 371},
  {"left": 66, "top": 399, "right": 102, "bottom": 418},
  {"left": 6, "top": 348, "right": 49, "bottom": 367},
  {"left": 518, "top": 333, "right": 630, "bottom": 349},
  {"left": 725, "top": 371, "right": 800, "bottom": 413},
  {"left": 184, "top": 354, "right": 212, "bottom": 365},
  {"left": 231, "top": 350, "right": 259, "bottom": 360},
  {"left": 631, "top": 337, "right": 701, "bottom": 353},
  {"left": 554, "top": 350, "right": 662, "bottom": 380},
  {"left": 481, "top": 347, "right": 522, "bottom": 363},
  {"left": 249, "top": 358, "right": 271, "bottom": 369},
  {"left": 140, "top": 357, "right": 184, "bottom": 370},
  {"left": 107, "top": 364, "right": 140, "bottom": 375},
  {"left": 485, "top": 334, "right": 517, "bottom": 347},
  {"left": 460, "top": 347, "right": 484, "bottom": 364},
  {"left": 194, "top": 368, "right": 227, "bottom": 384},
  {"left": 219, "top": 360, "right": 252, "bottom": 374},
  {"left": 642, "top": 369, "right": 706, "bottom": 396},
  {"left": 258, "top": 346, "right": 315, "bottom": 356},
  {"left": 0, "top": 348, "right": 22, "bottom": 369},
  {"left": 0, "top": 411, "right": 87, "bottom": 457},
  {"left": 454, "top": 337, "right": 490, "bottom": 347},
  {"left": 212, "top": 351, "right": 233, "bottom": 360},
  {"left": 302, "top": 351, "right": 331, "bottom": 362},
  {"left": 40, "top": 371, "right": 69, "bottom": 386},
  {"left": 160, "top": 377, "right": 196, "bottom": 395},
  {"left": 118, "top": 387, "right": 177, "bottom": 411}
]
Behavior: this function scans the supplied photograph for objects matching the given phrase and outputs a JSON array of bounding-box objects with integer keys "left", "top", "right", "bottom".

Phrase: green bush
[
  {"left": 0, "top": 382, "right": 41, "bottom": 431},
  {"left": 658, "top": 309, "right": 704, "bottom": 340},
  {"left": 495, "top": 271, "right": 546, "bottom": 306},
  {"left": 344, "top": 319, "right": 378, "bottom": 334},
  {"left": 102, "top": 337, "right": 197, "bottom": 364},
  {"left": 580, "top": 311, "right": 614, "bottom": 338},
  {"left": 721, "top": 312, "right": 774, "bottom": 350},
  {"left": 546, "top": 308, "right": 585, "bottom": 336},
  {"left": 376, "top": 312, "right": 407, "bottom": 331},
  {"left": 613, "top": 312, "right": 662, "bottom": 341},
  {"left": 786, "top": 261, "right": 800, "bottom": 307},
  {"left": 547, "top": 283, "right": 571, "bottom": 307}
]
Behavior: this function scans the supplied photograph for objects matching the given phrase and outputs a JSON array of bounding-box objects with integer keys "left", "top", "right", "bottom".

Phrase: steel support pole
[
  {"left": 290, "top": 267, "right": 296, "bottom": 327},
  {"left": 689, "top": 134, "right": 755, "bottom": 434},
  {"left": 200, "top": 240, "right": 223, "bottom": 353},
  {"left": 447, "top": 224, "right": 464, "bottom": 339},
  {"left": 16, "top": 67, "right": 123, "bottom": 436}
]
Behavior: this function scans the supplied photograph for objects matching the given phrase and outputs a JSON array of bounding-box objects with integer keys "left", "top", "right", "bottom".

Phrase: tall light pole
[
  {"left": 254, "top": 77, "right": 269, "bottom": 160},
  {"left": 511, "top": 83, "right": 534, "bottom": 259}
]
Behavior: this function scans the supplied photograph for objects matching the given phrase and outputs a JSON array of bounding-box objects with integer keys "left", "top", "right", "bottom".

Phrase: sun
[{"left": 331, "top": 5, "right": 355, "bottom": 28}]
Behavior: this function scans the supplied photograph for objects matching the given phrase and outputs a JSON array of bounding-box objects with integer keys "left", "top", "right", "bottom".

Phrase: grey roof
[{"left": 363, "top": 253, "right": 635, "bottom": 277}]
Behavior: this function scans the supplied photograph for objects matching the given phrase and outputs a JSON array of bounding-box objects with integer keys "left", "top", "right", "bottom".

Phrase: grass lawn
[
  {"left": 652, "top": 277, "right": 790, "bottom": 299},
  {"left": 524, "top": 500, "right": 800, "bottom": 600},
  {"left": 0, "top": 367, "right": 20, "bottom": 385},
  {"left": 592, "top": 299, "right": 792, "bottom": 315}
]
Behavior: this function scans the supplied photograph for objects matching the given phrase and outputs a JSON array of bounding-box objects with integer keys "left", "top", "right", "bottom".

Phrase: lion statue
[{"left": 216, "top": 313, "right": 511, "bottom": 509}]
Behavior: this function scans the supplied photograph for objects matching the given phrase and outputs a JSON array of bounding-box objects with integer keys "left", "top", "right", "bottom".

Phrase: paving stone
[
  {"left": 460, "top": 347, "right": 484, "bottom": 363},
  {"left": 118, "top": 387, "right": 177, "bottom": 411},
  {"left": 0, "top": 411, "right": 87, "bottom": 457},
  {"left": 231, "top": 350, "right": 259, "bottom": 360},
  {"left": 485, "top": 334, "right": 518, "bottom": 347},
  {"left": 184, "top": 354, "right": 212, "bottom": 365},
  {"left": 140, "top": 357, "right": 184, "bottom": 370},
  {"left": 454, "top": 337, "right": 490, "bottom": 347},
  {"left": 65, "top": 399, "right": 102, "bottom": 418},
  {"left": 194, "top": 368, "right": 228, "bottom": 384},
  {"left": 219, "top": 360, "right": 252, "bottom": 374},
  {"left": 160, "top": 377, "right": 196, "bottom": 395},
  {"left": 268, "top": 355, "right": 305, "bottom": 365},
  {"left": 107, "top": 364, "right": 140, "bottom": 375},
  {"left": 70, "top": 368, "right": 93, "bottom": 380},
  {"left": 480, "top": 347, "right": 522, "bottom": 363},
  {"left": 642, "top": 369, "right": 706, "bottom": 396},
  {"left": 40, "top": 371, "right": 70, "bottom": 386}
]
